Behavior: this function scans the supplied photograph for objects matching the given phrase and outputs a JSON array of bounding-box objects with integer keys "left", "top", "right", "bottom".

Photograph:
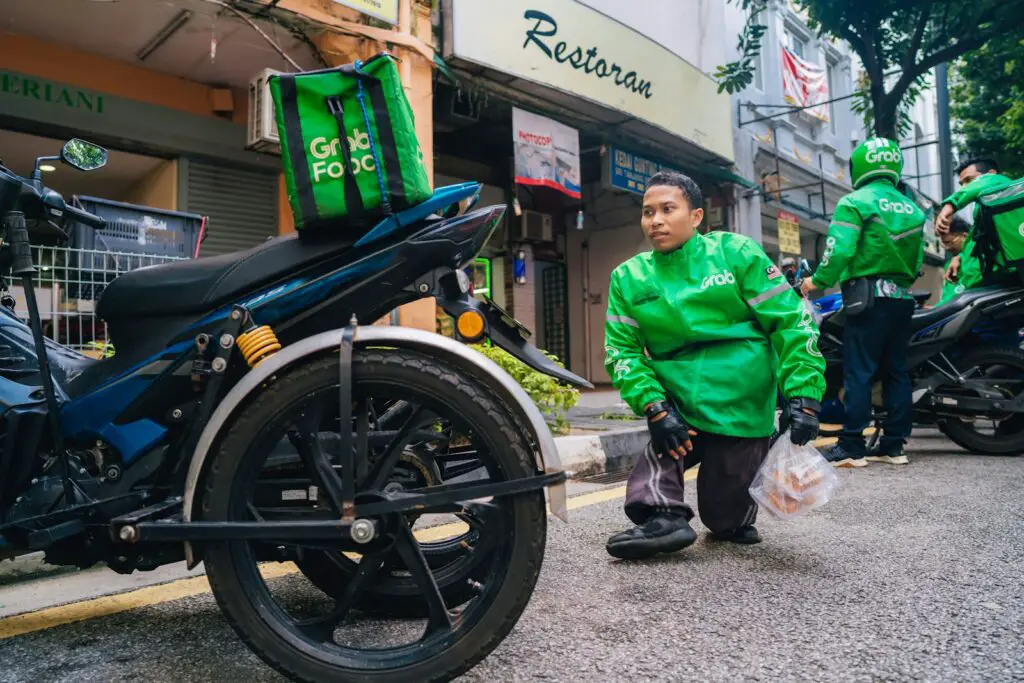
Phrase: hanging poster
[
  {"left": 777, "top": 210, "right": 801, "bottom": 254},
  {"left": 512, "top": 107, "right": 581, "bottom": 199},
  {"left": 781, "top": 46, "right": 830, "bottom": 122}
]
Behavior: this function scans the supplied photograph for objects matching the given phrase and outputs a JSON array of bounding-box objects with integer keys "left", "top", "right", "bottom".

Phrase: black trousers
[
  {"left": 840, "top": 298, "right": 915, "bottom": 452},
  {"left": 624, "top": 432, "right": 770, "bottom": 534}
]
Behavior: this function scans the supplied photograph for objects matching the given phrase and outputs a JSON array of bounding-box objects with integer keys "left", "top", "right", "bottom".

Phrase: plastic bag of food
[{"left": 749, "top": 435, "right": 841, "bottom": 520}]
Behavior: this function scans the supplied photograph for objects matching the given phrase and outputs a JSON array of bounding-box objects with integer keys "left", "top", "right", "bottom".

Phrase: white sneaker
[{"left": 865, "top": 454, "right": 909, "bottom": 465}]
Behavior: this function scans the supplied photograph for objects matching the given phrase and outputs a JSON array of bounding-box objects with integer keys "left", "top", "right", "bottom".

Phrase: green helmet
[{"left": 849, "top": 137, "right": 904, "bottom": 188}]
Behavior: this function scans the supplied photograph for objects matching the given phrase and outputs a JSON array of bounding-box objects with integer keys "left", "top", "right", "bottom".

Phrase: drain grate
[{"left": 577, "top": 468, "right": 632, "bottom": 486}]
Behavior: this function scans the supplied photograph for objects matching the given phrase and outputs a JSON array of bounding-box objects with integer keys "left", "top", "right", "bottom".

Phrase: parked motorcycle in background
[
  {"left": 0, "top": 138, "right": 591, "bottom": 682},
  {"left": 789, "top": 258, "right": 1024, "bottom": 455}
]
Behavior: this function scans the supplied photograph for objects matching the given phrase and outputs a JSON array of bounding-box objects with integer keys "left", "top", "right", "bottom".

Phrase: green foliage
[
  {"left": 719, "top": 0, "right": 1024, "bottom": 139},
  {"left": 714, "top": 0, "right": 768, "bottom": 95},
  {"left": 951, "top": 34, "right": 1024, "bottom": 178},
  {"left": 86, "top": 340, "right": 115, "bottom": 358},
  {"left": 471, "top": 344, "right": 580, "bottom": 435}
]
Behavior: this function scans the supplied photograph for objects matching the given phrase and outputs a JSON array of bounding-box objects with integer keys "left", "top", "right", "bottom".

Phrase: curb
[
  {"left": 0, "top": 552, "right": 79, "bottom": 587},
  {"left": 554, "top": 426, "right": 648, "bottom": 479},
  {"left": 0, "top": 427, "right": 650, "bottom": 587}
]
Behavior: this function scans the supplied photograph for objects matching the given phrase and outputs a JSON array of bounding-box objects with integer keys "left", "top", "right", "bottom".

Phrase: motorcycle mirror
[{"left": 60, "top": 139, "right": 108, "bottom": 172}]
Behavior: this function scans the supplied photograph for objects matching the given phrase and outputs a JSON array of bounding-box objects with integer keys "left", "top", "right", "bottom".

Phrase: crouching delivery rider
[
  {"left": 604, "top": 171, "right": 826, "bottom": 560},
  {"left": 801, "top": 138, "right": 925, "bottom": 468}
]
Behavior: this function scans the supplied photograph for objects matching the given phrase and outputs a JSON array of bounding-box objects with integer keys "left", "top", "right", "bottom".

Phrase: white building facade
[{"left": 724, "top": 0, "right": 945, "bottom": 287}]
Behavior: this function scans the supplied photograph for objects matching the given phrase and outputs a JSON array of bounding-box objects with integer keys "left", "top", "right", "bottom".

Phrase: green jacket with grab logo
[
  {"left": 810, "top": 179, "right": 926, "bottom": 291},
  {"left": 604, "top": 231, "right": 826, "bottom": 439}
]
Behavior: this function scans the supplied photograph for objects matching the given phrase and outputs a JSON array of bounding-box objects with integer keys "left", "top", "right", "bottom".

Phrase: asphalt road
[{"left": 1, "top": 431, "right": 1022, "bottom": 683}]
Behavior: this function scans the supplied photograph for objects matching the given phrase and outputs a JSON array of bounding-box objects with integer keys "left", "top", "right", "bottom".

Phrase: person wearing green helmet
[{"left": 801, "top": 137, "right": 926, "bottom": 468}]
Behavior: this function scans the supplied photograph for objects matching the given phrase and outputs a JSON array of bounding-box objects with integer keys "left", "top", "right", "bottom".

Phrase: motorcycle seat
[
  {"left": 96, "top": 183, "right": 483, "bottom": 321},
  {"left": 909, "top": 287, "right": 1010, "bottom": 330},
  {"left": 97, "top": 231, "right": 356, "bottom": 320}
]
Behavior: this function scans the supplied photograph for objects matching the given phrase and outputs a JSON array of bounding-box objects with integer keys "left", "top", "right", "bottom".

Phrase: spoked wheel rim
[
  {"left": 222, "top": 377, "right": 518, "bottom": 668},
  {"left": 257, "top": 399, "right": 494, "bottom": 604},
  {"left": 939, "top": 355, "right": 1024, "bottom": 452}
]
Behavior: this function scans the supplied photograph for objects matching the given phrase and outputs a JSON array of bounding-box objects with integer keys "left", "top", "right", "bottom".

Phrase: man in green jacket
[
  {"left": 801, "top": 138, "right": 925, "bottom": 467},
  {"left": 936, "top": 157, "right": 1017, "bottom": 287},
  {"left": 937, "top": 216, "right": 971, "bottom": 306},
  {"left": 604, "top": 171, "right": 826, "bottom": 560}
]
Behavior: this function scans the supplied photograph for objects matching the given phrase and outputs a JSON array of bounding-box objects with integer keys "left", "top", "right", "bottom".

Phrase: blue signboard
[{"left": 607, "top": 146, "right": 682, "bottom": 195}]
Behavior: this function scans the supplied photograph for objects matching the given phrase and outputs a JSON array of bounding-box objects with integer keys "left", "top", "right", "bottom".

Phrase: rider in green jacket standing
[
  {"left": 936, "top": 157, "right": 1017, "bottom": 288},
  {"left": 801, "top": 138, "right": 925, "bottom": 468},
  {"left": 604, "top": 171, "right": 826, "bottom": 560}
]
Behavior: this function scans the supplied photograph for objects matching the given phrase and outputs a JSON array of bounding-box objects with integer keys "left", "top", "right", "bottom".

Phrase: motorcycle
[
  {"left": 790, "top": 258, "right": 1024, "bottom": 455},
  {"left": 0, "top": 138, "right": 592, "bottom": 682}
]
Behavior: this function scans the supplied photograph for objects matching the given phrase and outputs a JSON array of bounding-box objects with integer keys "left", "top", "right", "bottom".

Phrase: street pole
[{"left": 936, "top": 63, "right": 954, "bottom": 198}]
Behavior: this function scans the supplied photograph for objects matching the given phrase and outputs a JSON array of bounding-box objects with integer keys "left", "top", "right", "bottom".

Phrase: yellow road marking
[{"left": 0, "top": 476, "right": 678, "bottom": 640}]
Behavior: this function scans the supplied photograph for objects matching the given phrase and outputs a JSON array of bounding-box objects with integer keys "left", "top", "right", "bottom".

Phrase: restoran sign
[{"left": 444, "top": 0, "right": 734, "bottom": 163}]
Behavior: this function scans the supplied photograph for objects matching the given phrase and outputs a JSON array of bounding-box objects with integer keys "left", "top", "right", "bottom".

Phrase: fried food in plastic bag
[{"left": 749, "top": 436, "right": 840, "bottom": 520}]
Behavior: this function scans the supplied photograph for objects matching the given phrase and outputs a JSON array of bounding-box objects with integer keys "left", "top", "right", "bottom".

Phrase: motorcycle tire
[
  {"left": 201, "top": 349, "right": 547, "bottom": 683},
  {"left": 936, "top": 346, "right": 1024, "bottom": 456}
]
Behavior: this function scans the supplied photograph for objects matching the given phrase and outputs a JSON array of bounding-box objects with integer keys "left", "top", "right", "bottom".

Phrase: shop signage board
[
  {"left": 604, "top": 146, "right": 682, "bottom": 196},
  {"left": 0, "top": 69, "right": 276, "bottom": 170},
  {"left": 512, "top": 107, "right": 581, "bottom": 199},
  {"left": 444, "top": 0, "right": 734, "bottom": 163},
  {"left": 330, "top": 0, "right": 398, "bottom": 25},
  {"left": 777, "top": 210, "right": 801, "bottom": 254}
]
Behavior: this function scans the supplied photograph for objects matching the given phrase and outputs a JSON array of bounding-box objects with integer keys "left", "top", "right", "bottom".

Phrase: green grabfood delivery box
[{"left": 269, "top": 52, "right": 432, "bottom": 232}]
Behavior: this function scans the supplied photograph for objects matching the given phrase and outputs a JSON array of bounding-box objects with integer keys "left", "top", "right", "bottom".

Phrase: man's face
[
  {"left": 959, "top": 164, "right": 996, "bottom": 187},
  {"left": 641, "top": 184, "right": 704, "bottom": 253}
]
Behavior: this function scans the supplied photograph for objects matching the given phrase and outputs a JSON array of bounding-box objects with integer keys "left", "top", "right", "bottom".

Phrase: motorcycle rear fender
[{"left": 181, "top": 326, "right": 568, "bottom": 567}]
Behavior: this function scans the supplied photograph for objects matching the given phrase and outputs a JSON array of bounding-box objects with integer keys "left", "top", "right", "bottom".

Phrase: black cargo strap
[
  {"left": 326, "top": 95, "right": 367, "bottom": 225},
  {"left": 363, "top": 79, "right": 407, "bottom": 212},
  {"left": 277, "top": 74, "right": 319, "bottom": 227}
]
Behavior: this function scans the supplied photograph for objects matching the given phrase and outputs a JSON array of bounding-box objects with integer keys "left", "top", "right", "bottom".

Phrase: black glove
[
  {"left": 788, "top": 397, "right": 821, "bottom": 446},
  {"left": 644, "top": 401, "right": 693, "bottom": 459}
]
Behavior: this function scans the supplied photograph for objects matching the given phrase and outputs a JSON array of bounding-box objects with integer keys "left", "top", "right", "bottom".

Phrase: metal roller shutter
[{"left": 184, "top": 160, "right": 278, "bottom": 257}]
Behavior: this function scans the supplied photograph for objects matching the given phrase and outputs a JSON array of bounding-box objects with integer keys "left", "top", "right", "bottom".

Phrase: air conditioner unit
[
  {"left": 247, "top": 68, "right": 282, "bottom": 154},
  {"left": 514, "top": 210, "right": 553, "bottom": 243}
]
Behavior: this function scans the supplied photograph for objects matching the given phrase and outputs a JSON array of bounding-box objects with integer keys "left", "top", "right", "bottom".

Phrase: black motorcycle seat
[
  {"left": 909, "top": 287, "right": 1008, "bottom": 329},
  {"left": 96, "top": 232, "right": 355, "bottom": 320}
]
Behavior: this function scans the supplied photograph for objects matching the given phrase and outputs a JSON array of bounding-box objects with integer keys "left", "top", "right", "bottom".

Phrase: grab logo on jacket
[
  {"left": 701, "top": 269, "right": 736, "bottom": 290},
  {"left": 877, "top": 197, "right": 916, "bottom": 215}
]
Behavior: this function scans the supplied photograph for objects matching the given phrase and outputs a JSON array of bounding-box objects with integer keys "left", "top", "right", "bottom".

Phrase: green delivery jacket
[
  {"left": 943, "top": 173, "right": 1016, "bottom": 284},
  {"left": 810, "top": 179, "right": 925, "bottom": 291},
  {"left": 604, "top": 231, "right": 826, "bottom": 438}
]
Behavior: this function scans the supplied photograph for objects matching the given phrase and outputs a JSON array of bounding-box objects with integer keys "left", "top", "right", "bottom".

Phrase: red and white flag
[{"left": 781, "top": 46, "right": 830, "bottom": 122}]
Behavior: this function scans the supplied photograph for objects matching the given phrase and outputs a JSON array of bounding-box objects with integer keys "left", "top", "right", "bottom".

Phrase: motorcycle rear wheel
[
  {"left": 937, "top": 346, "right": 1024, "bottom": 456},
  {"left": 201, "top": 349, "right": 547, "bottom": 683}
]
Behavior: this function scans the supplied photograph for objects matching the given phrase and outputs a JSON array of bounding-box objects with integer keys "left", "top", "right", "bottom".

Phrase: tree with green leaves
[
  {"left": 951, "top": 34, "right": 1024, "bottom": 177},
  {"left": 718, "top": 1, "right": 1024, "bottom": 141}
]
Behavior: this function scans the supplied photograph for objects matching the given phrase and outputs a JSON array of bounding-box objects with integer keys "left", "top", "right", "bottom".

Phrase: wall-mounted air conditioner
[
  {"left": 513, "top": 210, "right": 553, "bottom": 243},
  {"left": 247, "top": 68, "right": 282, "bottom": 154}
]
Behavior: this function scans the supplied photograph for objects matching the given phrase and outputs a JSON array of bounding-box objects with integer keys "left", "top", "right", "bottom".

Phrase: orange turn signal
[{"left": 456, "top": 310, "right": 486, "bottom": 341}]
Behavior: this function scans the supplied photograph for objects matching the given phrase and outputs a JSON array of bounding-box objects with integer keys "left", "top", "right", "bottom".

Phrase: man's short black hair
[
  {"left": 646, "top": 171, "right": 703, "bottom": 211},
  {"left": 955, "top": 156, "right": 1000, "bottom": 175},
  {"left": 949, "top": 215, "right": 970, "bottom": 234}
]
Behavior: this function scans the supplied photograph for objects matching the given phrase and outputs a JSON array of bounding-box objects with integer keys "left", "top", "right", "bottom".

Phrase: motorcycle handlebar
[{"left": 63, "top": 202, "right": 106, "bottom": 230}]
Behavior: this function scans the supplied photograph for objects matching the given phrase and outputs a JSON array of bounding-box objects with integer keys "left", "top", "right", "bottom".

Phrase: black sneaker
[
  {"left": 709, "top": 525, "right": 762, "bottom": 545},
  {"left": 606, "top": 513, "right": 698, "bottom": 560},
  {"left": 822, "top": 443, "right": 867, "bottom": 468},
  {"left": 866, "top": 443, "right": 909, "bottom": 465}
]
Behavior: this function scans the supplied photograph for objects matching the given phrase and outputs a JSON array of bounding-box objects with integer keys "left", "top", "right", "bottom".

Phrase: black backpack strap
[
  {"left": 277, "top": 74, "right": 319, "bottom": 227},
  {"left": 326, "top": 95, "right": 366, "bottom": 224}
]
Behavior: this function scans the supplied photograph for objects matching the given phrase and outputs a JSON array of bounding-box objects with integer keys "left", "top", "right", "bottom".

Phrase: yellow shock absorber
[{"left": 236, "top": 325, "right": 282, "bottom": 367}]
